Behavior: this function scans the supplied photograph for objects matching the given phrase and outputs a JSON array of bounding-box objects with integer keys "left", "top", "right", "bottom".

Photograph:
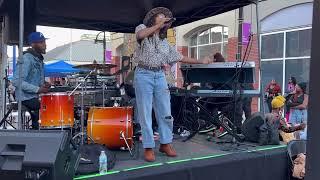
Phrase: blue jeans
[
  {"left": 289, "top": 109, "right": 308, "bottom": 140},
  {"left": 134, "top": 67, "right": 173, "bottom": 148}
]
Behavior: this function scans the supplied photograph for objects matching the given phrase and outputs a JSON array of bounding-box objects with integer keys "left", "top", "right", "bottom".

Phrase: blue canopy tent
[{"left": 44, "top": 60, "right": 80, "bottom": 77}]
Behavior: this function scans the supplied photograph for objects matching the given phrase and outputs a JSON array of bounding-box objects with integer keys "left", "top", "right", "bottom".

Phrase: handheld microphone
[{"left": 165, "top": 18, "right": 176, "bottom": 24}]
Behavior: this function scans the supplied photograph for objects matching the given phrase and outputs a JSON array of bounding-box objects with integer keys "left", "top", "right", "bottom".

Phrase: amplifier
[{"left": 0, "top": 130, "right": 80, "bottom": 180}]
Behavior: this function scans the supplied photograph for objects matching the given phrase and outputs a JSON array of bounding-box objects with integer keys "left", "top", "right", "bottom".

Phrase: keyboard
[{"left": 171, "top": 89, "right": 261, "bottom": 97}]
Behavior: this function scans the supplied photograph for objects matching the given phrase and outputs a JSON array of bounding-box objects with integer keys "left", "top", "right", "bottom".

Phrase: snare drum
[
  {"left": 40, "top": 92, "right": 74, "bottom": 128},
  {"left": 87, "top": 107, "right": 133, "bottom": 149}
]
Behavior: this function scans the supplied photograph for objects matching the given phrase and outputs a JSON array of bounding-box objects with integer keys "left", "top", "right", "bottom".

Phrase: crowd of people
[{"left": 264, "top": 77, "right": 308, "bottom": 140}]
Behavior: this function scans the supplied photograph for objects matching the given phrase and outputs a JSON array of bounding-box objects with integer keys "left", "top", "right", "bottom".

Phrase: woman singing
[{"left": 134, "top": 7, "right": 212, "bottom": 162}]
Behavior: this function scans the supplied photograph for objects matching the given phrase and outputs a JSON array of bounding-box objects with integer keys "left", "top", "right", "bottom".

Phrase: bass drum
[{"left": 87, "top": 107, "right": 133, "bottom": 149}]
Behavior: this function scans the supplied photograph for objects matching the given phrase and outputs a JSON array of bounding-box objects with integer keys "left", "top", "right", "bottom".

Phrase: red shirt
[{"left": 265, "top": 83, "right": 282, "bottom": 98}]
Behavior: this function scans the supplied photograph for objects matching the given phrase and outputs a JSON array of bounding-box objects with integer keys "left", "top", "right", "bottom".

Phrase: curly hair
[
  {"left": 145, "top": 14, "right": 168, "bottom": 40},
  {"left": 213, "top": 52, "right": 225, "bottom": 62}
]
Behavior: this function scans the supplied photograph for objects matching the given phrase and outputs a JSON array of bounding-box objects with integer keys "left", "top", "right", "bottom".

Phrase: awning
[
  {"left": 44, "top": 60, "right": 80, "bottom": 77},
  {"left": 0, "top": 0, "right": 253, "bottom": 33}
]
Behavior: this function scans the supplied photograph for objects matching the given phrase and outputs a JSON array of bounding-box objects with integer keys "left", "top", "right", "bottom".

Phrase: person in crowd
[
  {"left": 13, "top": 32, "right": 50, "bottom": 130},
  {"left": 260, "top": 96, "right": 305, "bottom": 145},
  {"left": 200, "top": 52, "right": 244, "bottom": 134},
  {"left": 265, "top": 79, "right": 282, "bottom": 113},
  {"left": 213, "top": 52, "right": 225, "bottom": 62},
  {"left": 61, "top": 77, "right": 66, "bottom": 86},
  {"left": 134, "top": 7, "right": 212, "bottom": 162},
  {"left": 287, "top": 76, "right": 297, "bottom": 93},
  {"left": 8, "top": 81, "right": 16, "bottom": 102},
  {"left": 287, "top": 82, "right": 308, "bottom": 139},
  {"left": 285, "top": 76, "right": 297, "bottom": 121}
]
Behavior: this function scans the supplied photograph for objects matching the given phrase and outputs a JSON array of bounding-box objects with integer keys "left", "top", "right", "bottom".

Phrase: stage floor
[{"left": 74, "top": 134, "right": 288, "bottom": 180}]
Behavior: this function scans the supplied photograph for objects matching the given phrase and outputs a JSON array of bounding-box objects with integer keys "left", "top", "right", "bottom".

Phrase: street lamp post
[{"left": 95, "top": 31, "right": 107, "bottom": 64}]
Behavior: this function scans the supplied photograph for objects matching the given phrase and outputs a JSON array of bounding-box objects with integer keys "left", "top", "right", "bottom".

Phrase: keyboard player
[{"left": 199, "top": 52, "right": 244, "bottom": 134}]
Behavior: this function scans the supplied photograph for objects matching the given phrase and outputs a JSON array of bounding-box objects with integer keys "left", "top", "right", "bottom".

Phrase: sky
[{"left": 7, "top": 25, "right": 104, "bottom": 57}]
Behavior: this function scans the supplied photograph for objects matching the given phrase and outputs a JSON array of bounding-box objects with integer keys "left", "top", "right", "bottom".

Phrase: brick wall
[
  {"left": 226, "top": 35, "right": 259, "bottom": 113},
  {"left": 176, "top": 46, "right": 188, "bottom": 87}
]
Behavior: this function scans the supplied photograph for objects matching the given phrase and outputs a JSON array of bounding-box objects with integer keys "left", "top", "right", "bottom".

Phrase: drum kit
[{"left": 38, "top": 63, "right": 134, "bottom": 153}]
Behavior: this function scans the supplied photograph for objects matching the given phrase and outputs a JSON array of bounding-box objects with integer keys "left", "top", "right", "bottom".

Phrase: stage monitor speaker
[
  {"left": 242, "top": 112, "right": 265, "bottom": 143},
  {"left": 0, "top": 130, "right": 80, "bottom": 180}
]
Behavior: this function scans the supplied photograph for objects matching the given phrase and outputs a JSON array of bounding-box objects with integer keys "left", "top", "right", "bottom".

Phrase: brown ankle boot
[
  {"left": 159, "top": 144, "right": 177, "bottom": 157},
  {"left": 144, "top": 148, "right": 155, "bottom": 162}
]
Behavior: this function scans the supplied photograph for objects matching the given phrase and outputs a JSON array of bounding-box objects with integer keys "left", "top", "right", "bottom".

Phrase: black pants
[
  {"left": 201, "top": 97, "right": 243, "bottom": 134},
  {"left": 22, "top": 98, "right": 40, "bottom": 130},
  {"left": 223, "top": 100, "right": 243, "bottom": 134},
  {"left": 266, "top": 98, "right": 273, "bottom": 113}
]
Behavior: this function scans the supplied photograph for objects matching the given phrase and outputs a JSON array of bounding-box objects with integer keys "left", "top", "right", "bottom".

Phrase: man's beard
[{"left": 34, "top": 47, "right": 46, "bottom": 54}]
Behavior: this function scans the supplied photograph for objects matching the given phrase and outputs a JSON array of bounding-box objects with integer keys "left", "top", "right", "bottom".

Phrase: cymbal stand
[
  {"left": 69, "top": 69, "right": 96, "bottom": 145},
  {"left": 102, "top": 81, "right": 105, "bottom": 107}
]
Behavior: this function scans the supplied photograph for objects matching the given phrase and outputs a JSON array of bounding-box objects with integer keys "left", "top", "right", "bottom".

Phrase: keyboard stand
[{"left": 180, "top": 95, "right": 245, "bottom": 143}]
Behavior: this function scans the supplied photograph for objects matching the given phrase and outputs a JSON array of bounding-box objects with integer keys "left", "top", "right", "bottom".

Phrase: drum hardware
[
  {"left": 69, "top": 69, "right": 96, "bottom": 145},
  {"left": 110, "top": 97, "right": 122, "bottom": 107},
  {"left": 60, "top": 107, "right": 63, "bottom": 131},
  {"left": 120, "top": 131, "right": 133, "bottom": 156},
  {"left": 102, "top": 81, "right": 105, "bottom": 107},
  {"left": 73, "top": 63, "right": 117, "bottom": 70}
]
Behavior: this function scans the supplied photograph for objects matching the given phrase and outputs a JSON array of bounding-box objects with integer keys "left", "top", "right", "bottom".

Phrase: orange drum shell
[
  {"left": 87, "top": 107, "right": 133, "bottom": 149},
  {"left": 40, "top": 93, "right": 74, "bottom": 128}
]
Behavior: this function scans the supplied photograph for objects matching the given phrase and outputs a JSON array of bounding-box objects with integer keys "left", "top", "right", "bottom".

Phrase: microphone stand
[{"left": 0, "top": 69, "right": 16, "bottom": 129}]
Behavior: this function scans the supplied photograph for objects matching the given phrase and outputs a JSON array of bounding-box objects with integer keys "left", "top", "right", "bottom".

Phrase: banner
[
  {"left": 105, "top": 50, "right": 112, "bottom": 64},
  {"left": 242, "top": 23, "right": 251, "bottom": 45}
]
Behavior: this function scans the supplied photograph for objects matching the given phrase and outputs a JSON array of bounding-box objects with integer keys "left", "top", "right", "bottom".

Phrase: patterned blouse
[{"left": 133, "top": 24, "right": 183, "bottom": 67}]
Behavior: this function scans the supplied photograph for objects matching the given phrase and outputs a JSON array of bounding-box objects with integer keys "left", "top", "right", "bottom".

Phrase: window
[
  {"left": 190, "top": 34, "right": 197, "bottom": 46},
  {"left": 286, "top": 29, "right": 312, "bottom": 57},
  {"left": 188, "top": 26, "right": 228, "bottom": 60},
  {"left": 261, "top": 60, "right": 283, "bottom": 92},
  {"left": 261, "top": 33, "right": 284, "bottom": 59},
  {"left": 198, "top": 29, "right": 210, "bottom": 45},
  {"left": 211, "top": 26, "right": 223, "bottom": 43},
  {"left": 190, "top": 47, "right": 197, "bottom": 58},
  {"left": 261, "top": 27, "right": 311, "bottom": 95},
  {"left": 198, "top": 45, "right": 214, "bottom": 59},
  {"left": 285, "top": 59, "right": 310, "bottom": 87}
]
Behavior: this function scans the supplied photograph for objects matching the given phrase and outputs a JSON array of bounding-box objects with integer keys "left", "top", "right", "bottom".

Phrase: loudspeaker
[
  {"left": 242, "top": 112, "right": 265, "bottom": 143},
  {"left": 0, "top": 130, "right": 80, "bottom": 180}
]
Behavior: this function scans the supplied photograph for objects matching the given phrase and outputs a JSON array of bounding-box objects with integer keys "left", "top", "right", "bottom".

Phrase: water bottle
[{"left": 99, "top": 151, "right": 108, "bottom": 174}]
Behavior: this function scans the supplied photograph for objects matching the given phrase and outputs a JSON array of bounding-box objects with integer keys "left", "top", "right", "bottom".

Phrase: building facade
[{"left": 111, "top": 0, "right": 313, "bottom": 113}]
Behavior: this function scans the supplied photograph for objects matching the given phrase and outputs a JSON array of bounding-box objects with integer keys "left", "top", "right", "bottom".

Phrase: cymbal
[
  {"left": 75, "top": 72, "right": 114, "bottom": 77},
  {"left": 74, "top": 63, "right": 117, "bottom": 70}
]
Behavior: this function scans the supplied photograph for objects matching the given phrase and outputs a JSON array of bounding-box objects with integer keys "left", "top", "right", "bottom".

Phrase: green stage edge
[{"left": 74, "top": 144, "right": 286, "bottom": 180}]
